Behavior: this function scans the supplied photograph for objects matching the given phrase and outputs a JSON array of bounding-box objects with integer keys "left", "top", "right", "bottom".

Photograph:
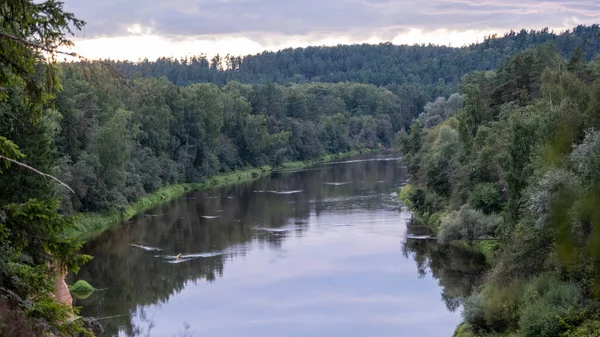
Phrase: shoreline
[{"left": 69, "top": 149, "right": 378, "bottom": 241}]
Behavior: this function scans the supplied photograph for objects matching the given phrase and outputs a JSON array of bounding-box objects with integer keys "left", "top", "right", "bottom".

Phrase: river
[{"left": 74, "top": 154, "right": 486, "bottom": 337}]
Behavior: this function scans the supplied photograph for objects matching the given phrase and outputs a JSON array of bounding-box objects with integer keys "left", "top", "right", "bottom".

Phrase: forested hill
[
  {"left": 398, "top": 41, "right": 600, "bottom": 336},
  {"left": 110, "top": 25, "right": 600, "bottom": 117}
]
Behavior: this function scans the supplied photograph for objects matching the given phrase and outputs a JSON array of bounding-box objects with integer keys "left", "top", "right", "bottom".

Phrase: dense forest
[
  {"left": 25, "top": 72, "right": 402, "bottom": 214},
  {"left": 3, "top": 0, "right": 600, "bottom": 335},
  {"left": 398, "top": 43, "right": 600, "bottom": 336},
  {"left": 111, "top": 25, "right": 600, "bottom": 118}
]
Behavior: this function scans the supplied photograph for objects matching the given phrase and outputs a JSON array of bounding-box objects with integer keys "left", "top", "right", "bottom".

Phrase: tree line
[
  {"left": 398, "top": 42, "right": 600, "bottom": 336},
  {"left": 110, "top": 25, "right": 600, "bottom": 118},
  {"left": 2, "top": 66, "right": 404, "bottom": 216}
]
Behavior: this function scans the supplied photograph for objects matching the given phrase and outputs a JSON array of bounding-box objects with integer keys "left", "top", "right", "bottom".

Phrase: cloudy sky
[{"left": 63, "top": 0, "right": 600, "bottom": 60}]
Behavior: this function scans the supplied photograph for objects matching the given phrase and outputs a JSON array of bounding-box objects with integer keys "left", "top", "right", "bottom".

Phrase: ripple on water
[
  {"left": 130, "top": 244, "right": 163, "bottom": 252},
  {"left": 159, "top": 251, "right": 225, "bottom": 264}
]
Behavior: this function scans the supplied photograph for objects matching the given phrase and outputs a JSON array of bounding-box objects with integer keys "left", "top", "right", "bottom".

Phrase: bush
[
  {"left": 399, "top": 184, "right": 416, "bottom": 209},
  {"left": 468, "top": 183, "right": 503, "bottom": 214},
  {"left": 463, "top": 282, "right": 523, "bottom": 334},
  {"left": 69, "top": 280, "right": 94, "bottom": 299},
  {"left": 453, "top": 322, "right": 476, "bottom": 337},
  {"left": 518, "top": 274, "right": 582, "bottom": 337},
  {"left": 438, "top": 205, "right": 503, "bottom": 244},
  {"left": 462, "top": 293, "right": 486, "bottom": 332},
  {"left": 563, "top": 319, "right": 600, "bottom": 337}
]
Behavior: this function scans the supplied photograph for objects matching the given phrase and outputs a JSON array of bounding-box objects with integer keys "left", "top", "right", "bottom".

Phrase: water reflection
[
  {"left": 74, "top": 154, "right": 486, "bottom": 337},
  {"left": 403, "top": 220, "right": 487, "bottom": 312}
]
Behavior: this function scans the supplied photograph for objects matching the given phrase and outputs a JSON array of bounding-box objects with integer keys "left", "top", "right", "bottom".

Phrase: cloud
[
  {"left": 64, "top": 0, "right": 600, "bottom": 38},
  {"left": 62, "top": 0, "right": 600, "bottom": 60}
]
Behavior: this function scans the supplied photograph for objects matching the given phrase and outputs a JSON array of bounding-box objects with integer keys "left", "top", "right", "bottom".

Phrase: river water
[{"left": 75, "top": 154, "right": 486, "bottom": 337}]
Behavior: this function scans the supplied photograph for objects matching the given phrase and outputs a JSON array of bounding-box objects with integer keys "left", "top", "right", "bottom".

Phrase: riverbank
[
  {"left": 399, "top": 183, "right": 496, "bottom": 262},
  {"left": 70, "top": 150, "right": 378, "bottom": 241}
]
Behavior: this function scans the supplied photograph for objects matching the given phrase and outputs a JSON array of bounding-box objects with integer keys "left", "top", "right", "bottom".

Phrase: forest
[
  {"left": 398, "top": 43, "right": 600, "bottom": 336},
  {"left": 2, "top": 0, "right": 600, "bottom": 335},
  {"left": 111, "top": 25, "right": 600, "bottom": 118}
]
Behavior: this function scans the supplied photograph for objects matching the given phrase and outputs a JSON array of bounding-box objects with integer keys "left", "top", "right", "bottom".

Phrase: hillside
[{"left": 110, "top": 25, "right": 600, "bottom": 117}]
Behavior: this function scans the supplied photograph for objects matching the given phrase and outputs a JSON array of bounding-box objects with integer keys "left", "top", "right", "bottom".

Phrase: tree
[{"left": 0, "top": 1, "right": 91, "bottom": 335}]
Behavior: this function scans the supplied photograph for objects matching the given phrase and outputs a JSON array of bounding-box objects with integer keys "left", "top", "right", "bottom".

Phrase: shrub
[
  {"left": 518, "top": 275, "right": 582, "bottom": 337},
  {"left": 462, "top": 282, "right": 523, "bottom": 334},
  {"left": 69, "top": 280, "right": 94, "bottom": 299},
  {"left": 468, "top": 183, "right": 503, "bottom": 214},
  {"left": 453, "top": 322, "right": 476, "bottom": 337},
  {"left": 438, "top": 205, "right": 503, "bottom": 244},
  {"left": 399, "top": 184, "right": 416, "bottom": 209},
  {"left": 563, "top": 319, "right": 600, "bottom": 337},
  {"left": 462, "top": 293, "right": 486, "bottom": 332}
]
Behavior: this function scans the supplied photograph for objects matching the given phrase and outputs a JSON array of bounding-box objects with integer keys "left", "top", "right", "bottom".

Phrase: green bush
[
  {"left": 518, "top": 274, "right": 581, "bottom": 337},
  {"left": 438, "top": 205, "right": 503, "bottom": 244},
  {"left": 468, "top": 183, "right": 504, "bottom": 214},
  {"left": 399, "top": 184, "right": 416, "bottom": 209},
  {"left": 462, "top": 293, "right": 486, "bottom": 332},
  {"left": 563, "top": 319, "right": 600, "bottom": 337},
  {"left": 453, "top": 322, "right": 476, "bottom": 337},
  {"left": 463, "top": 283, "right": 522, "bottom": 334},
  {"left": 69, "top": 280, "right": 94, "bottom": 299}
]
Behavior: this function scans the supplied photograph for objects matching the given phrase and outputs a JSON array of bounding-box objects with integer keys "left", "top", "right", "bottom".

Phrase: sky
[{"left": 62, "top": 0, "right": 600, "bottom": 61}]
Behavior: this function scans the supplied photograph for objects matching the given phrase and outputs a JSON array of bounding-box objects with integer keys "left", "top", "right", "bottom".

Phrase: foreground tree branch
[
  {"left": 0, "top": 31, "right": 80, "bottom": 58},
  {"left": 0, "top": 155, "right": 74, "bottom": 193}
]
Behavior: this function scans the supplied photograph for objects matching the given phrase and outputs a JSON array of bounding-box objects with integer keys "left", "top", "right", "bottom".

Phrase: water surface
[{"left": 75, "top": 154, "right": 485, "bottom": 337}]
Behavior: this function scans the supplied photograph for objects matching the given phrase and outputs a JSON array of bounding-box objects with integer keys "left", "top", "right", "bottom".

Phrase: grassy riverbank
[
  {"left": 68, "top": 166, "right": 270, "bottom": 241},
  {"left": 70, "top": 150, "right": 380, "bottom": 241}
]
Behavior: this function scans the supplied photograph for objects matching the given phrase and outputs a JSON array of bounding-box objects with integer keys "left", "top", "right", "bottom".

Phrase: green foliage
[
  {"left": 0, "top": 0, "right": 84, "bottom": 119},
  {"left": 403, "top": 43, "right": 600, "bottom": 336},
  {"left": 69, "top": 280, "right": 93, "bottom": 299},
  {"left": 563, "top": 319, "right": 600, "bottom": 337},
  {"left": 438, "top": 205, "right": 503, "bottom": 244},
  {"left": 69, "top": 166, "right": 269, "bottom": 240},
  {"left": 110, "top": 25, "right": 600, "bottom": 120},
  {"left": 463, "top": 282, "right": 523, "bottom": 333},
  {"left": 518, "top": 275, "right": 581, "bottom": 337},
  {"left": 453, "top": 322, "right": 476, "bottom": 337},
  {"left": 468, "top": 183, "right": 504, "bottom": 214},
  {"left": 0, "top": 3, "right": 93, "bottom": 332},
  {"left": 399, "top": 184, "right": 416, "bottom": 209}
]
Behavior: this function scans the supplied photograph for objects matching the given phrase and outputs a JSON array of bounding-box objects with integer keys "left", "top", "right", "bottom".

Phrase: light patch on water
[
  {"left": 201, "top": 215, "right": 220, "bottom": 219},
  {"left": 323, "top": 182, "right": 351, "bottom": 186},
  {"left": 253, "top": 227, "right": 293, "bottom": 233},
  {"left": 254, "top": 190, "right": 303, "bottom": 195},
  {"left": 144, "top": 213, "right": 166, "bottom": 217},
  {"left": 130, "top": 244, "right": 163, "bottom": 252},
  {"left": 406, "top": 235, "right": 436, "bottom": 240},
  {"left": 327, "top": 157, "right": 401, "bottom": 165}
]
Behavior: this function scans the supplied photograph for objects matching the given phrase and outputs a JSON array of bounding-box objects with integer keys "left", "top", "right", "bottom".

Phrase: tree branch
[
  {"left": 0, "top": 31, "right": 79, "bottom": 58},
  {"left": 0, "top": 155, "right": 74, "bottom": 194}
]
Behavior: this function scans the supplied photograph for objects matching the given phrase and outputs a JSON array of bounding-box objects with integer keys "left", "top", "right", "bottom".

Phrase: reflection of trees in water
[
  {"left": 74, "top": 157, "right": 406, "bottom": 336},
  {"left": 402, "top": 224, "right": 488, "bottom": 312}
]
